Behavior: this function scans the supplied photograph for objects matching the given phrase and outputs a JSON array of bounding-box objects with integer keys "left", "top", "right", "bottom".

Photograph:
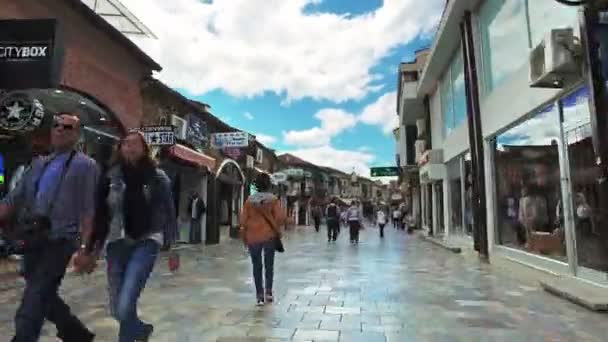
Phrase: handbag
[{"left": 259, "top": 209, "right": 284, "bottom": 253}]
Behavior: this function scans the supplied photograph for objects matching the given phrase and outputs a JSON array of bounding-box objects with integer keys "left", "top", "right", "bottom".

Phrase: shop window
[
  {"left": 464, "top": 152, "right": 474, "bottom": 236},
  {"left": 561, "top": 87, "right": 608, "bottom": 272},
  {"left": 441, "top": 47, "right": 467, "bottom": 136},
  {"left": 528, "top": 0, "right": 579, "bottom": 48},
  {"left": 493, "top": 104, "right": 566, "bottom": 261},
  {"left": 447, "top": 157, "right": 464, "bottom": 234},
  {"left": 478, "top": 0, "right": 529, "bottom": 95}
]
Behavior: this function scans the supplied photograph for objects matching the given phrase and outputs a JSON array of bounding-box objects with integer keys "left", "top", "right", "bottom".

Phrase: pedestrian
[
  {"left": 346, "top": 201, "right": 363, "bottom": 244},
  {"left": 392, "top": 207, "right": 402, "bottom": 230},
  {"left": 79, "top": 130, "right": 178, "bottom": 342},
  {"left": 377, "top": 207, "right": 387, "bottom": 238},
  {"left": 312, "top": 205, "right": 322, "bottom": 232},
  {"left": 0, "top": 114, "right": 98, "bottom": 342},
  {"left": 325, "top": 198, "right": 340, "bottom": 243},
  {"left": 187, "top": 191, "right": 206, "bottom": 244},
  {"left": 240, "top": 173, "right": 286, "bottom": 306}
]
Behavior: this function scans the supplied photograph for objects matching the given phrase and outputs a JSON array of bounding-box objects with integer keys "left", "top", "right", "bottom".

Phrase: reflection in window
[
  {"left": 562, "top": 87, "right": 608, "bottom": 272},
  {"left": 479, "top": 0, "right": 529, "bottom": 95},
  {"left": 528, "top": 0, "right": 578, "bottom": 48},
  {"left": 441, "top": 47, "right": 467, "bottom": 136},
  {"left": 494, "top": 105, "right": 566, "bottom": 261},
  {"left": 440, "top": 72, "right": 454, "bottom": 136},
  {"left": 447, "top": 157, "right": 463, "bottom": 234}
]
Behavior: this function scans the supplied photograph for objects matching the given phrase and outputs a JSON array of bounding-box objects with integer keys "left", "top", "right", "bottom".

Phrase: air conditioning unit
[
  {"left": 171, "top": 115, "right": 187, "bottom": 140},
  {"left": 416, "top": 119, "right": 426, "bottom": 138},
  {"left": 256, "top": 148, "right": 263, "bottom": 164},
  {"left": 530, "top": 28, "right": 582, "bottom": 88}
]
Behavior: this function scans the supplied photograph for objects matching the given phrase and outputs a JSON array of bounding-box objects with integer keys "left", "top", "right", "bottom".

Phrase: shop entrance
[{"left": 215, "top": 159, "right": 244, "bottom": 242}]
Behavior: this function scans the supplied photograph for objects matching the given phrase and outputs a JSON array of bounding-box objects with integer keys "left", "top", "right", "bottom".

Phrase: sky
[{"left": 121, "top": 0, "right": 445, "bottom": 178}]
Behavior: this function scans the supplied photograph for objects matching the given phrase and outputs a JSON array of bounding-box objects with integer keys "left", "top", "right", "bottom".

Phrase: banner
[
  {"left": 211, "top": 132, "right": 249, "bottom": 148},
  {"left": 141, "top": 125, "right": 175, "bottom": 146}
]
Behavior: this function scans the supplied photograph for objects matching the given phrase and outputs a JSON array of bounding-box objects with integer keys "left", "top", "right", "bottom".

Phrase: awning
[{"left": 168, "top": 144, "right": 216, "bottom": 171}]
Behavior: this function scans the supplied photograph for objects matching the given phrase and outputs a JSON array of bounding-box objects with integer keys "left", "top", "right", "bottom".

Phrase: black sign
[
  {"left": 141, "top": 125, "right": 175, "bottom": 146},
  {"left": 0, "top": 19, "right": 64, "bottom": 90},
  {"left": 370, "top": 167, "right": 399, "bottom": 177},
  {"left": 186, "top": 114, "right": 208, "bottom": 151},
  {"left": 0, "top": 91, "right": 45, "bottom": 132}
]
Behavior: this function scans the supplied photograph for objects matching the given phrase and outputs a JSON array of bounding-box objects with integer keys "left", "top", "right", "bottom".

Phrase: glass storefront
[
  {"left": 447, "top": 157, "right": 464, "bottom": 235},
  {"left": 435, "top": 181, "right": 445, "bottom": 236},
  {"left": 491, "top": 86, "right": 608, "bottom": 279}
]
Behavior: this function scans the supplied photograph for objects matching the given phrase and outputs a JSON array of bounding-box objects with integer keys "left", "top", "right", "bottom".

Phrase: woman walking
[
  {"left": 240, "top": 173, "right": 286, "bottom": 306},
  {"left": 346, "top": 201, "right": 363, "bottom": 244},
  {"left": 82, "top": 131, "right": 177, "bottom": 342}
]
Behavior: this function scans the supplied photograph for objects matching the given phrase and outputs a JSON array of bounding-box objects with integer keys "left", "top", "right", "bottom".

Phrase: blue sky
[{"left": 125, "top": 0, "right": 443, "bottom": 176}]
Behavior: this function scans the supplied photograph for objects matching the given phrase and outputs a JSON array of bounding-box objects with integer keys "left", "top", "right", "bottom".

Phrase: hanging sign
[
  {"left": 223, "top": 147, "right": 242, "bottom": 160},
  {"left": 0, "top": 91, "right": 45, "bottom": 132},
  {"left": 271, "top": 172, "right": 287, "bottom": 183},
  {"left": 0, "top": 19, "right": 64, "bottom": 89},
  {"left": 211, "top": 132, "right": 249, "bottom": 148},
  {"left": 141, "top": 125, "right": 175, "bottom": 146},
  {"left": 186, "top": 114, "right": 208, "bottom": 150}
]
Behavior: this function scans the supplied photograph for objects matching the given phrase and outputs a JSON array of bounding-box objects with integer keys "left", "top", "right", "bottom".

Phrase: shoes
[
  {"left": 256, "top": 298, "right": 265, "bottom": 306},
  {"left": 135, "top": 323, "right": 154, "bottom": 342},
  {"left": 265, "top": 293, "right": 274, "bottom": 303}
]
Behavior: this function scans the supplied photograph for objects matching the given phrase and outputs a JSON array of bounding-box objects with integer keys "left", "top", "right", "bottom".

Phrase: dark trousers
[
  {"left": 327, "top": 219, "right": 340, "bottom": 241},
  {"left": 379, "top": 223, "right": 385, "bottom": 238},
  {"left": 189, "top": 218, "right": 202, "bottom": 244},
  {"left": 348, "top": 221, "right": 360, "bottom": 242},
  {"left": 313, "top": 217, "right": 321, "bottom": 232},
  {"left": 12, "top": 239, "right": 93, "bottom": 342},
  {"left": 106, "top": 239, "right": 159, "bottom": 342},
  {"left": 248, "top": 240, "right": 276, "bottom": 298}
]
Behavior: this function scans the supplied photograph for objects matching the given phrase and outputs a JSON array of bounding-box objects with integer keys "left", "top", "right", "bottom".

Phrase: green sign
[{"left": 370, "top": 167, "right": 399, "bottom": 177}]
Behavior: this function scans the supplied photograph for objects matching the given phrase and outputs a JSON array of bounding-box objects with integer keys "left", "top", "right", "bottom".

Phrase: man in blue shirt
[{"left": 0, "top": 114, "right": 98, "bottom": 342}]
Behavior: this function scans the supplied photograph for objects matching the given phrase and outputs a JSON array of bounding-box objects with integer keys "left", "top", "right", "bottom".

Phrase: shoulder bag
[{"left": 258, "top": 207, "right": 285, "bottom": 253}]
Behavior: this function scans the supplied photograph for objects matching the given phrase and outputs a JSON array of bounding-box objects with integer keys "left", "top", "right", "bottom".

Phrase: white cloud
[
  {"left": 359, "top": 91, "right": 399, "bottom": 134},
  {"left": 254, "top": 133, "right": 277, "bottom": 145},
  {"left": 122, "top": 0, "right": 444, "bottom": 102},
  {"left": 283, "top": 144, "right": 375, "bottom": 176},
  {"left": 244, "top": 111, "right": 254, "bottom": 120},
  {"left": 283, "top": 108, "right": 357, "bottom": 146}
]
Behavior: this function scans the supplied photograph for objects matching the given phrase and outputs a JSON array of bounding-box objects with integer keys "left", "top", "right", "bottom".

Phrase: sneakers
[
  {"left": 135, "top": 324, "right": 154, "bottom": 342},
  {"left": 265, "top": 293, "right": 274, "bottom": 303},
  {"left": 256, "top": 298, "right": 265, "bottom": 306}
]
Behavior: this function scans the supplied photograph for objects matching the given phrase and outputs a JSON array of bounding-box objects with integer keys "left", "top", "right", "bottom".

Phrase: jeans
[
  {"left": 327, "top": 219, "right": 340, "bottom": 241},
  {"left": 348, "top": 221, "right": 360, "bottom": 242},
  {"left": 248, "top": 240, "right": 275, "bottom": 298},
  {"left": 12, "top": 239, "right": 93, "bottom": 342},
  {"left": 189, "top": 218, "right": 202, "bottom": 244},
  {"left": 106, "top": 239, "right": 159, "bottom": 342},
  {"left": 379, "top": 223, "right": 385, "bottom": 238},
  {"left": 313, "top": 217, "right": 321, "bottom": 232}
]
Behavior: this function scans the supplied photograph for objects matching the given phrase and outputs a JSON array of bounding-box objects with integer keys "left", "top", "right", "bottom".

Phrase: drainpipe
[{"left": 461, "top": 11, "right": 488, "bottom": 258}]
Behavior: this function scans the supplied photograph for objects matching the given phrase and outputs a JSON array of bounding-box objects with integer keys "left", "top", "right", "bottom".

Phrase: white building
[{"left": 398, "top": 0, "right": 608, "bottom": 290}]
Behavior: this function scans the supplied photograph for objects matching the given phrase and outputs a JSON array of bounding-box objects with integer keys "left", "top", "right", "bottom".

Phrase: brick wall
[{"left": 0, "top": 0, "right": 153, "bottom": 129}]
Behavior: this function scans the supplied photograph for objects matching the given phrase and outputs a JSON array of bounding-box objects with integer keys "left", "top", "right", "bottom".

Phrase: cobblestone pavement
[{"left": 0, "top": 225, "right": 607, "bottom": 341}]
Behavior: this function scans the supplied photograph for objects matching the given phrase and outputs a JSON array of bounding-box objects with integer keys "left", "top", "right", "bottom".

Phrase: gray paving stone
[{"left": 293, "top": 329, "right": 340, "bottom": 341}]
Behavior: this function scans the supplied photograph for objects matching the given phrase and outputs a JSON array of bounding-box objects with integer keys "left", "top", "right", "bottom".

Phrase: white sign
[
  {"left": 271, "top": 172, "right": 287, "bottom": 183},
  {"left": 141, "top": 126, "right": 175, "bottom": 146},
  {"left": 211, "top": 132, "right": 249, "bottom": 148},
  {"left": 284, "top": 168, "right": 304, "bottom": 177}
]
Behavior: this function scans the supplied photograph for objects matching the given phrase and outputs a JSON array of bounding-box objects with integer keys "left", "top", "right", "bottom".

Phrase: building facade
[{"left": 397, "top": 0, "right": 608, "bottom": 286}]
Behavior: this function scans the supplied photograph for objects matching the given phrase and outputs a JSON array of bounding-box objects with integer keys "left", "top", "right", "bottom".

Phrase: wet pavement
[{"left": 0, "top": 224, "right": 606, "bottom": 341}]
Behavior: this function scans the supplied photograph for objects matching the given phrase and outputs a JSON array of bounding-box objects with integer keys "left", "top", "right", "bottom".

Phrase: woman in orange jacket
[{"left": 240, "top": 173, "right": 286, "bottom": 306}]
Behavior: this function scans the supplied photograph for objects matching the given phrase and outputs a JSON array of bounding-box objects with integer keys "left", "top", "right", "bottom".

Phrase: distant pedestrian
[
  {"left": 346, "top": 201, "right": 363, "bottom": 244},
  {"left": 240, "top": 173, "right": 286, "bottom": 306},
  {"left": 312, "top": 205, "right": 322, "bottom": 232},
  {"left": 392, "top": 207, "right": 402, "bottom": 229},
  {"left": 187, "top": 192, "right": 206, "bottom": 244},
  {"left": 325, "top": 198, "right": 340, "bottom": 242},
  {"left": 82, "top": 131, "right": 178, "bottom": 342},
  {"left": 377, "top": 207, "right": 387, "bottom": 238}
]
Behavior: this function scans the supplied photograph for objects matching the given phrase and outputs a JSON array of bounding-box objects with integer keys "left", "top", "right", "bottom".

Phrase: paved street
[{"left": 0, "top": 225, "right": 607, "bottom": 341}]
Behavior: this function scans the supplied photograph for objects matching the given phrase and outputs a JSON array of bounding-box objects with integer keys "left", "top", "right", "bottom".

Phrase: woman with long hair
[
  {"left": 82, "top": 131, "right": 177, "bottom": 342},
  {"left": 240, "top": 173, "right": 286, "bottom": 306}
]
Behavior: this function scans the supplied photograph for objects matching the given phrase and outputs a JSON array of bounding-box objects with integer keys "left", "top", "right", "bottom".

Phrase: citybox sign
[{"left": 0, "top": 19, "right": 64, "bottom": 90}]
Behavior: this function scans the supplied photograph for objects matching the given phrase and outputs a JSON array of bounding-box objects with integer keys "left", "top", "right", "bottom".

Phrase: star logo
[{"left": 5, "top": 101, "right": 24, "bottom": 120}]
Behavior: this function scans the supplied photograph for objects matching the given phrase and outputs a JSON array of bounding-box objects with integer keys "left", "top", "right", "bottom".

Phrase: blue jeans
[
  {"left": 106, "top": 239, "right": 159, "bottom": 342},
  {"left": 248, "top": 240, "right": 275, "bottom": 298}
]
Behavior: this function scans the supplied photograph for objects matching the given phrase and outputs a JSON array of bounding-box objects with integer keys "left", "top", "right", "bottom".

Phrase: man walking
[
  {"left": 377, "top": 207, "right": 387, "bottom": 238},
  {"left": 325, "top": 198, "right": 340, "bottom": 242},
  {"left": 312, "top": 205, "right": 322, "bottom": 232},
  {"left": 346, "top": 201, "right": 363, "bottom": 244},
  {"left": 187, "top": 192, "right": 206, "bottom": 244},
  {"left": 0, "top": 114, "right": 98, "bottom": 342}
]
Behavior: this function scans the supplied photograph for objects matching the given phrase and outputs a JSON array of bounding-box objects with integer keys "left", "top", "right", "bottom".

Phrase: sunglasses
[{"left": 53, "top": 123, "right": 75, "bottom": 130}]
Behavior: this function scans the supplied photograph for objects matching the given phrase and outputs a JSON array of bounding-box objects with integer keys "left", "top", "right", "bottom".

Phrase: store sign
[
  {"left": 186, "top": 114, "right": 208, "bottom": 150},
  {"left": 223, "top": 147, "right": 242, "bottom": 160},
  {"left": 0, "top": 91, "right": 44, "bottom": 132},
  {"left": 371, "top": 167, "right": 399, "bottom": 177},
  {"left": 0, "top": 19, "right": 63, "bottom": 89},
  {"left": 211, "top": 132, "right": 249, "bottom": 148},
  {"left": 271, "top": 172, "right": 287, "bottom": 183},
  {"left": 284, "top": 168, "right": 304, "bottom": 178},
  {"left": 141, "top": 125, "right": 175, "bottom": 146}
]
